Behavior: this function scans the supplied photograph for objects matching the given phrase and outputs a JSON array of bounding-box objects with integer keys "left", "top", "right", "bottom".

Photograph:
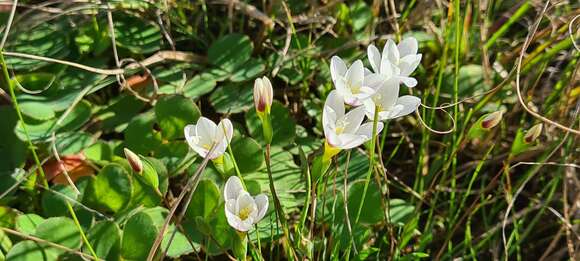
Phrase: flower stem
[
  {"left": 354, "top": 105, "right": 380, "bottom": 224},
  {"left": 264, "top": 144, "right": 297, "bottom": 260},
  {"left": 65, "top": 201, "right": 99, "bottom": 260},
  {"left": 0, "top": 51, "right": 49, "bottom": 188}
]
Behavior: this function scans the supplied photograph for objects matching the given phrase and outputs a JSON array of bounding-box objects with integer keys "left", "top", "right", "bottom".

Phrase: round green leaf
[
  {"left": 246, "top": 101, "right": 296, "bottom": 147},
  {"left": 185, "top": 179, "right": 220, "bottom": 219},
  {"left": 183, "top": 72, "right": 218, "bottom": 99},
  {"left": 19, "top": 101, "right": 55, "bottom": 121},
  {"left": 347, "top": 180, "right": 384, "bottom": 225},
  {"left": 5, "top": 241, "right": 59, "bottom": 261},
  {"left": 15, "top": 214, "right": 45, "bottom": 235},
  {"left": 230, "top": 58, "right": 265, "bottom": 82},
  {"left": 86, "top": 220, "right": 121, "bottom": 260},
  {"left": 114, "top": 14, "right": 162, "bottom": 54},
  {"left": 5, "top": 24, "right": 69, "bottom": 71},
  {"left": 55, "top": 131, "right": 94, "bottom": 156},
  {"left": 231, "top": 137, "right": 263, "bottom": 173},
  {"left": 154, "top": 95, "right": 200, "bottom": 140},
  {"left": 121, "top": 211, "right": 158, "bottom": 260},
  {"left": 124, "top": 112, "right": 163, "bottom": 155},
  {"left": 41, "top": 184, "right": 78, "bottom": 217},
  {"left": 14, "top": 73, "right": 57, "bottom": 93},
  {"left": 208, "top": 33, "right": 252, "bottom": 71},
  {"left": 209, "top": 84, "right": 253, "bottom": 113},
  {"left": 35, "top": 217, "right": 81, "bottom": 250},
  {"left": 84, "top": 164, "right": 132, "bottom": 213}
]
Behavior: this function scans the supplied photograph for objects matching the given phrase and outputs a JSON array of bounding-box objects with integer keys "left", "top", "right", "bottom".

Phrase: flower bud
[
  {"left": 524, "top": 123, "right": 542, "bottom": 143},
  {"left": 124, "top": 148, "right": 142, "bottom": 173},
  {"left": 253, "top": 76, "right": 273, "bottom": 114},
  {"left": 481, "top": 111, "right": 503, "bottom": 129}
]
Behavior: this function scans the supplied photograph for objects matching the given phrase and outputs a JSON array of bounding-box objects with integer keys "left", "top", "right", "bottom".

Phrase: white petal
[
  {"left": 363, "top": 99, "right": 377, "bottom": 120},
  {"left": 375, "top": 79, "right": 400, "bottom": 109},
  {"left": 356, "top": 122, "right": 383, "bottom": 138},
  {"left": 224, "top": 176, "right": 245, "bottom": 200},
  {"left": 236, "top": 192, "right": 256, "bottom": 215},
  {"left": 236, "top": 217, "right": 255, "bottom": 232},
  {"left": 398, "top": 37, "right": 418, "bottom": 57},
  {"left": 323, "top": 106, "right": 338, "bottom": 139},
  {"left": 336, "top": 133, "right": 366, "bottom": 149},
  {"left": 342, "top": 106, "right": 366, "bottom": 134},
  {"left": 392, "top": 95, "right": 421, "bottom": 118},
  {"left": 346, "top": 60, "right": 364, "bottom": 91},
  {"left": 399, "top": 54, "right": 422, "bottom": 77},
  {"left": 384, "top": 39, "right": 399, "bottom": 65},
  {"left": 324, "top": 90, "right": 345, "bottom": 121},
  {"left": 367, "top": 44, "right": 381, "bottom": 74},
  {"left": 253, "top": 194, "right": 269, "bottom": 222},
  {"left": 399, "top": 76, "right": 418, "bottom": 87},
  {"left": 216, "top": 118, "right": 233, "bottom": 144},
  {"left": 262, "top": 76, "right": 274, "bottom": 105},
  {"left": 196, "top": 117, "right": 217, "bottom": 145},
  {"left": 325, "top": 129, "right": 341, "bottom": 147},
  {"left": 334, "top": 78, "right": 351, "bottom": 98},
  {"left": 330, "top": 56, "right": 347, "bottom": 82},
  {"left": 225, "top": 204, "right": 244, "bottom": 230}
]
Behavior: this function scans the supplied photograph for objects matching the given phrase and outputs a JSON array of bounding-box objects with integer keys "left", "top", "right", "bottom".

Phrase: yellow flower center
[
  {"left": 335, "top": 119, "right": 349, "bottom": 134},
  {"left": 351, "top": 85, "right": 361, "bottom": 94},
  {"left": 238, "top": 206, "right": 252, "bottom": 220}
]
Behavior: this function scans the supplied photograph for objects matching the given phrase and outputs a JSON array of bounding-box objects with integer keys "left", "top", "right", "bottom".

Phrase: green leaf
[
  {"left": 15, "top": 214, "right": 45, "bottom": 235},
  {"left": 5, "top": 23, "right": 69, "bottom": 71},
  {"left": 0, "top": 107, "right": 26, "bottom": 172},
  {"left": 388, "top": 199, "right": 415, "bottom": 226},
  {"left": 209, "top": 84, "right": 253, "bottom": 113},
  {"left": 114, "top": 13, "right": 162, "bottom": 54},
  {"left": 208, "top": 33, "right": 253, "bottom": 72},
  {"left": 55, "top": 131, "right": 94, "bottom": 156},
  {"left": 246, "top": 102, "right": 296, "bottom": 147},
  {"left": 86, "top": 221, "right": 121, "bottom": 260},
  {"left": 154, "top": 95, "right": 201, "bottom": 140},
  {"left": 121, "top": 211, "right": 159, "bottom": 260},
  {"left": 14, "top": 73, "right": 57, "bottom": 93},
  {"left": 84, "top": 141, "right": 113, "bottom": 163},
  {"left": 347, "top": 180, "right": 384, "bottom": 224},
  {"left": 185, "top": 179, "right": 220, "bottom": 219},
  {"left": 5, "top": 241, "right": 59, "bottom": 261},
  {"left": 35, "top": 217, "right": 81, "bottom": 250},
  {"left": 124, "top": 111, "right": 163, "bottom": 154},
  {"left": 84, "top": 164, "right": 132, "bottom": 213},
  {"left": 231, "top": 137, "right": 264, "bottom": 173},
  {"left": 19, "top": 101, "right": 55, "bottom": 121},
  {"left": 230, "top": 58, "right": 265, "bottom": 82},
  {"left": 41, "top": 184, "right": 79, "bottom": 217},
  {"left": 183, "top": 72, "right": 218, "bottom": 99}
]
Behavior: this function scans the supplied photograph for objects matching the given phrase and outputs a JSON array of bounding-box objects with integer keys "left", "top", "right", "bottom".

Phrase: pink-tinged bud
[
  {"left": 253, "top": 76, "right": 273, "bottom": 113},
  {"left": 481, "top": 111, "right": 503, "bottom": 129},
  {"left": 524, "top": 123, "right": 542, "bottom": 143},
  {"left": 124, "top": 148, "right": 142, "bottom": 173}
]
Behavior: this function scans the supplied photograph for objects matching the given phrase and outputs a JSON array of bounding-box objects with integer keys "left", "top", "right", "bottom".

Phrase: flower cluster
[{"left": 323, "top": 37, "right": 423, "bottom": 153}]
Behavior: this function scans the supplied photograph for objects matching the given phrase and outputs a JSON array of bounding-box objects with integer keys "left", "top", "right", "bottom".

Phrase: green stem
[
  {"left": 354, "top": 105, "right": 380, "bottom": 224},
  {"left": 0, "top": 52, "right": 49, "bottom": 188},
  {"left": 264, "top": 144, "right": 296, "bottom": 259},
  {"left": 484, "top": 2, "right": 531, "bottom": 50},
  {"left": 65, "top": 202, "right": 99, "bottom": 260}
]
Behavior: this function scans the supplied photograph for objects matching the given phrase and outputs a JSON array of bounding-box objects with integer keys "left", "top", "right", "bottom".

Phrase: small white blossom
[
  {"left": 330, "top": 56, "right": 376, "bottom": 106},
  {"left": 253, "top": 76, "right": 273, "bottom": 113},
  {"left": 184, "top": 117, "right": 233, "bottom": 160},
  {"left": 363, "top": 78, "right": 421, "bottom": 121},
  {"left": 224, "top": 176, "right": 268, "bottom": 232},
  {"left": 367, "top": 37, "right": 422, "bottom": 87},
  {"left": 323, "top": 90, "right": 383, "bottom": 149}
]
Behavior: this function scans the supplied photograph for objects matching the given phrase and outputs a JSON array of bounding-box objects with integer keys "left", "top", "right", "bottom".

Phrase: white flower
[
  {"left": 367, "top": 37, "right": 422, "bottom": 87},
  {"left": 184, "top": 117, "right": 233, "bottom": 160},
  {"left": 323, "top": 90, "right": 384, "bottom": 149},
  {"left": 253, "top": 76, "right": 273, "bottom": 113},
  {"left": 224, "top": 176, "right": 268, "bottom": 232},
  {"left": 330, "top": 56, "right": 376, "bottom": 106},
  {"left": 363, "top": 78, "right": 421, "bottom": 121}
]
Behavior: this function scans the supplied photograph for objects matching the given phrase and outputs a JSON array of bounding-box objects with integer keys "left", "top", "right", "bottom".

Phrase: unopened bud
[
  {"left": 524, "top": 123, "right": 542, "bottom": 143},
  {"left": 481, "top": 111, "right": 503, "bottom": 129},
  {"left": 124, "top": 148, "right": 142, "bottom": 173},
  {"left": 253, "top": 76, "right": 273, "bottom": 114}
]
